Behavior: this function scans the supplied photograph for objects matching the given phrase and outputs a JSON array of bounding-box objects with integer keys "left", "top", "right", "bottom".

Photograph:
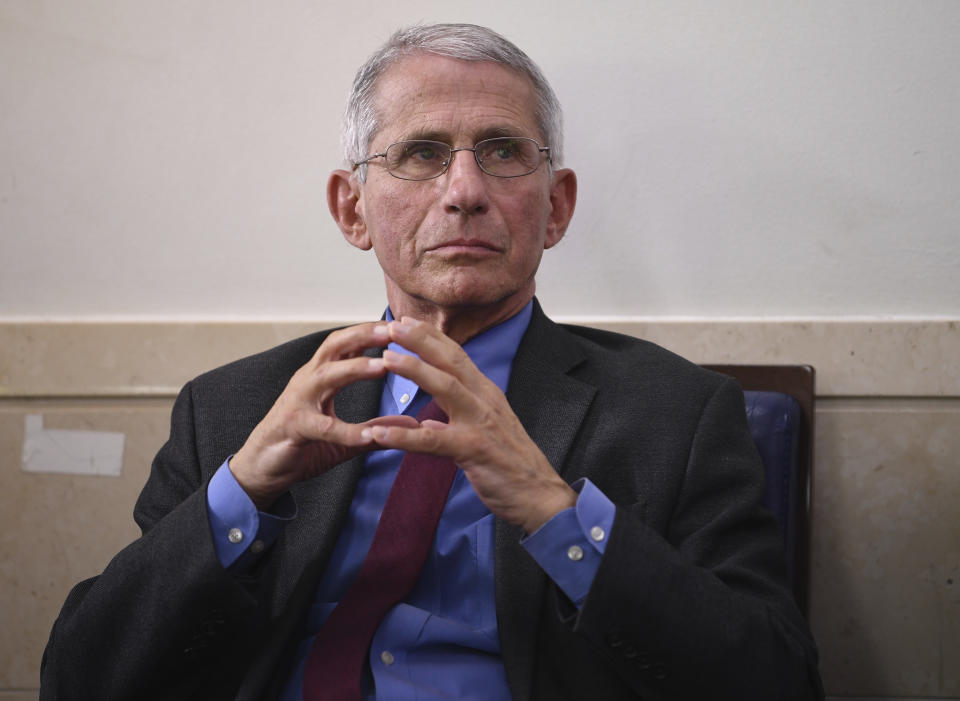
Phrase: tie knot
[{"left": 417, "top": 400, "right": 448, "bottom": 424}]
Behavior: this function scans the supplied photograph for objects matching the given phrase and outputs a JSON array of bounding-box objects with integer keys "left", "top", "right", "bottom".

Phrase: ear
[
  {"left": 327, "top": 169, "right": 371, "bottom": 250},
  {"left": 544, "top": 168, "right": 577, "bottom": 250}
]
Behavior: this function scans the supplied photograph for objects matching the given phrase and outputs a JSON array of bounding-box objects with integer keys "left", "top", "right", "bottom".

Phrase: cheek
[
  {"left": 501, "top": 176, "right": 552, "bottom": 218},
  {"left": 502, "top": 193, "right": 551, "bottom": 249},
  {"left": 365, "top": 191, "right": 422, "bottom": 248}
]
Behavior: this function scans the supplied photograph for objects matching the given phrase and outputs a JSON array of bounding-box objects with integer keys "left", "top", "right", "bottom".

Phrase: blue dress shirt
[{"left": 205, "top": 302, "right": 616, "bottom": 699}]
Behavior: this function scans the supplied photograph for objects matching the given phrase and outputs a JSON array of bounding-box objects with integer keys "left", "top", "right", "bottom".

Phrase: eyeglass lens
[{"left": 384, "top": 138, "right": 543, "bottom": 180}]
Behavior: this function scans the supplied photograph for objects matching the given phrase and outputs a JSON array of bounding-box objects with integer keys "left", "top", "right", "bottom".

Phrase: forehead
[{"left": 371, "top": 53, "right": 540, "bottom": 145}]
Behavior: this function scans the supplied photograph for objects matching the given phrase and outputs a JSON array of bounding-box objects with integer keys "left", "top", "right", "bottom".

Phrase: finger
[
  {"left": 365, "top": 421, "right": 458, "bottom": 459},
  {"left": 365, "top": 414, "right": 421, "bottom": 430},
  {"left": 296, "top": 412, "right": 420, "bottom": 452},
  {"left": 380, "top": 349, "right": 480, "bottom": 418},
  {"left": 311, "top": 322, "right": 391, "bottom": 365},
  {"left": 387, "top": 318, "right": 486, "bottom": 390},
  {"left": 297, "top": 355, "right": 388, "bottom": 402},
  {"left": 295, "top": 407, "right": 389, "bottom": 449}
]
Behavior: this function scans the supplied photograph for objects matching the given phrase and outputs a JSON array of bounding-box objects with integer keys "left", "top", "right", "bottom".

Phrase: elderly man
[{"left": 41, "top": 23, "right": 824, "bottom": 701}]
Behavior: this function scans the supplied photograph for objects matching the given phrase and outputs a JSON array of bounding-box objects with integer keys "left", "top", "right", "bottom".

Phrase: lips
[{"left": 427, "top": 238, "right": 502, "bottom": 253}]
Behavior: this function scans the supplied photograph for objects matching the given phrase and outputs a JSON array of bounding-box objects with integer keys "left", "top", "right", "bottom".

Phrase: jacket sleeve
[
  {"left": 39, "top": 381, "right": 272, "bottom": 701},
  {"left": 538, "top": 377, "right": 825, "bottom": 701}
]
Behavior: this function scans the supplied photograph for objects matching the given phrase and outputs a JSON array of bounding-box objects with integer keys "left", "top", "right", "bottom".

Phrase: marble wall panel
[
  {"left": 0, "top": 322, "right": 331, "bottom": 398},
  {"left": 0, "top": 401, "right": 171, "bottom": 690},
  {"left": 811, "top": 400, "right": 960, "bottom": 697},
  {"left": 3, "top": 320, "right": 959, "bottom": 397}
]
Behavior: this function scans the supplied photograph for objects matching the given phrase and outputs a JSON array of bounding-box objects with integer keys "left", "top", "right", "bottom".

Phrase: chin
[
  {"left": 392, "top": 264, "right": 536, "bottom": 313},
  {"left": 428, "top": 281, "right": 529, "bottom": 311}
]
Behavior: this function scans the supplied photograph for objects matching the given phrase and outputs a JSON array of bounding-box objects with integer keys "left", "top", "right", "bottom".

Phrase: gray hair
[{"left": 343, "top": 23, "right": 563, "bottom": 180}]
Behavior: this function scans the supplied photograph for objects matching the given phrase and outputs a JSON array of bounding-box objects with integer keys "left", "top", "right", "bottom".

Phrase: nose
[{"left": 441, "top": 148, "right": 490, "bottom": 215}]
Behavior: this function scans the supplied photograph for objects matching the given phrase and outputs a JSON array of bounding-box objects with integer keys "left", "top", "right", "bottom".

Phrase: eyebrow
[{"left": 400, "top": 125, "right": 529, "bottom": 144}]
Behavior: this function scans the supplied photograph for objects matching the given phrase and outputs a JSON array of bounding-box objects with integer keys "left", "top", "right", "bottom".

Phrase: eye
[
  {"left": 405, "top": 142, "right": 442, "bottom": 161},
  {"left": 489, "top": 140, "right": 519, "bottom": 160}
]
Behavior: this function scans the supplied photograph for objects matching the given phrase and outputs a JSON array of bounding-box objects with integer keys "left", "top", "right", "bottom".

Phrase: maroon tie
[{"left": 302, "top": 400, "right": 457, "bottom": 700}]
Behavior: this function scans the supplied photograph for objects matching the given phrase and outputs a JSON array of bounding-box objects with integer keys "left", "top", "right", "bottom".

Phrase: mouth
[{"left": 427, "top": 238, "right": 503, "bottom": 256}]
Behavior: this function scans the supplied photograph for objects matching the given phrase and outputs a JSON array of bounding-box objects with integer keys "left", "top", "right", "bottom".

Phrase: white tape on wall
[{"left": 21, "top": 415, "right": 125, "bottom": 476}]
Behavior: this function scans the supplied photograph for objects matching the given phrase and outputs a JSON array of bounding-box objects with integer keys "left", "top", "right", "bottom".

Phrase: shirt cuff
[
  {"left": 520, "top": 478, "right": 616, "bottom": 608},
  {"left": 206, "top": 458, "right": 296, "bottom": 570}
]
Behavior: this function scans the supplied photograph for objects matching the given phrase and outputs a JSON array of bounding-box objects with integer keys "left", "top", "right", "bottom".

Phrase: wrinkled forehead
[{"left": 369, "top": 53, "right": 541, "bottom": 146}]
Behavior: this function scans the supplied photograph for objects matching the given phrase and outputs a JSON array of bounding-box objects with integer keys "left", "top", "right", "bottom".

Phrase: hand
[
  {"left": 230, "top": 322, "right": 419, "bottom": 509},
  {"left": 366, "top": 318, "right": 576, "bottom": 534}
]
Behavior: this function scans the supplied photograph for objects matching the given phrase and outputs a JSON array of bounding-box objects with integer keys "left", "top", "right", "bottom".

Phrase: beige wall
[
  {"left": 3, "top": 2, "right": 960, "bottom": 321},
  {"left": 2, "top": 319, "right": 958, "bottom": 700}
]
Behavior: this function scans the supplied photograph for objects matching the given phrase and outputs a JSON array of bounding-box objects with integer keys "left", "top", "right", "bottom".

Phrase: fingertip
[
  {"left": 383, "top": 320, "right": 398, "bottom": 342},
  {"left": 420, "top": 419, "right": 449, "bottom": 430}
]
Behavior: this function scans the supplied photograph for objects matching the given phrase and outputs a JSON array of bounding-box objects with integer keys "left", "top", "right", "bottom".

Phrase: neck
[{"left": 388, "top": 294, "right": 533, "bottom": 345}]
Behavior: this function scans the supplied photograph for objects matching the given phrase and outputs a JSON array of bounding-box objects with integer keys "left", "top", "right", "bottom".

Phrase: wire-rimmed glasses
[{"left": 353, "top": 137, "right": 551, "bottom": 181}]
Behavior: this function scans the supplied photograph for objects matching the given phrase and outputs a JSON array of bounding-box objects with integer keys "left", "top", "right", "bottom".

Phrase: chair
[{"left": 702, "top": 365, "right": 815, "bottom": 617}]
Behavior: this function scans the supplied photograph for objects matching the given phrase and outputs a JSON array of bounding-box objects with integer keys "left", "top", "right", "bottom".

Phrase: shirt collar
[{"left": 381, "top": 301, "right": 533, "bottom": 415}]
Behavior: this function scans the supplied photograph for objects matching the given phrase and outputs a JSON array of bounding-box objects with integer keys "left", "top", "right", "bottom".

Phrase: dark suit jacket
[{"left": 41, "top": 301, "right": 824, "bottom": 700}]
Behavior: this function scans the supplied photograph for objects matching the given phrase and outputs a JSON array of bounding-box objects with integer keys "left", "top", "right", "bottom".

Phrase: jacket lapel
[{"left": 496, "top": 302, "right": 597, "bottom": 700}]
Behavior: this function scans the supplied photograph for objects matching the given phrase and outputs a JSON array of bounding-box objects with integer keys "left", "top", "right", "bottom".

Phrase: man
[{"left": 41, "top": 23, "right": 824, "bottom": 700}]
